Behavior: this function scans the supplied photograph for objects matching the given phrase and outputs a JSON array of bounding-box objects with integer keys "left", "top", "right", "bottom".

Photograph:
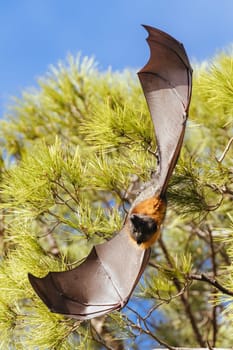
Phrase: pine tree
[{"left": 0, "top": 52, "right": 232, "bottom": 349}]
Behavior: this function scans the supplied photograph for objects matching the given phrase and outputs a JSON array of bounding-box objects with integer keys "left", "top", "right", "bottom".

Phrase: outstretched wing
[
  {"left": 138, "top": 25, "right": 192, "bottom": 197},
  {"left": 29, "top": 227, "right": 150, "bottom": 320}
]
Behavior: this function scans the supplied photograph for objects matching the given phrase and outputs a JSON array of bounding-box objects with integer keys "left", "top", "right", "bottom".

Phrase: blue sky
[{"left": 1, "top": 0, "right": 233, "bottom": 115}]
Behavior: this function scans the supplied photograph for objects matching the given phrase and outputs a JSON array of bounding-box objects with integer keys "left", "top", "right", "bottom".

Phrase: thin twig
[
  {"left": 207, "top": 225, "right": 218, "bottom": 346},
  {"left": 37, "top": 220, "right": 61, "bottom": 238},
  {"left": 143, "top": 283, "right": 190, "bottom": 320},
  {"left": 54, "top": 192, "right": 77, "bottom": 213},
  {"left": 189, "top": 273, "right": 233, "bottom": 297},
  {"left": 158, "top": 237, "right": 206, "bottom": 347},
  {"left": 190, "top": 223, "right": 230, "bottom": 266},
  {"left": 52, "top": 179, "right": 80, "bottom": 206},
  {"left": 126, "top": 306, "right": 175, "bottom": 350},
  {"left": 37, "top": 217, "right": 61, "bottom": 255},
  {"left": 90, "top": 323, "right": 114, "bottom": 350},
  {"left": 216, "top": 137, "right": 233, "bottom": 163}
]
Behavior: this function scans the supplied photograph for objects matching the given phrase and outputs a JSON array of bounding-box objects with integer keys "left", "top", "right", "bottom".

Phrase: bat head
[
  {"left": 129, "top": 213, "right": 157, "bottom": 245},
  {"left": 128, "top": 196, "right": 167, "bottom": 248}
]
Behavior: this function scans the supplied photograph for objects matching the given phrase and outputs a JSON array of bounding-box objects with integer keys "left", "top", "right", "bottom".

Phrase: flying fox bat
[{"left": 28, "top": 25, "right": 192, "bottom": 320}]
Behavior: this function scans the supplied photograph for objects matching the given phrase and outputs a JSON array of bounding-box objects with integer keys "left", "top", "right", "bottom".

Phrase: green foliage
[{"left": 0, "top": 50, "right": 232, "bottom": 349}]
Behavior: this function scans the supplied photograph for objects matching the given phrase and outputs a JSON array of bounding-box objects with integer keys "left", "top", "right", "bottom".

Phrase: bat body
[{"left": 28, "top": 25, "right": 192, "bottom": 320}]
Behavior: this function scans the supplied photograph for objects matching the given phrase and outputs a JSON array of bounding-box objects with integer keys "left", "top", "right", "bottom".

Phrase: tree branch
[
  {"left": 158, "top": 237, "right": 206, "bottom": 347},
  {"left": 216, "top": 136, "right": 233, "bottom": 163},
  {"left": 189, "top": 273, "right": 233, "bottom": 297},
  {"left": 207, "top": 225, "right": 218, "bottom": 346},
  {"left": 126, "top": 306, "right": 175, "bottom": 350}
]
